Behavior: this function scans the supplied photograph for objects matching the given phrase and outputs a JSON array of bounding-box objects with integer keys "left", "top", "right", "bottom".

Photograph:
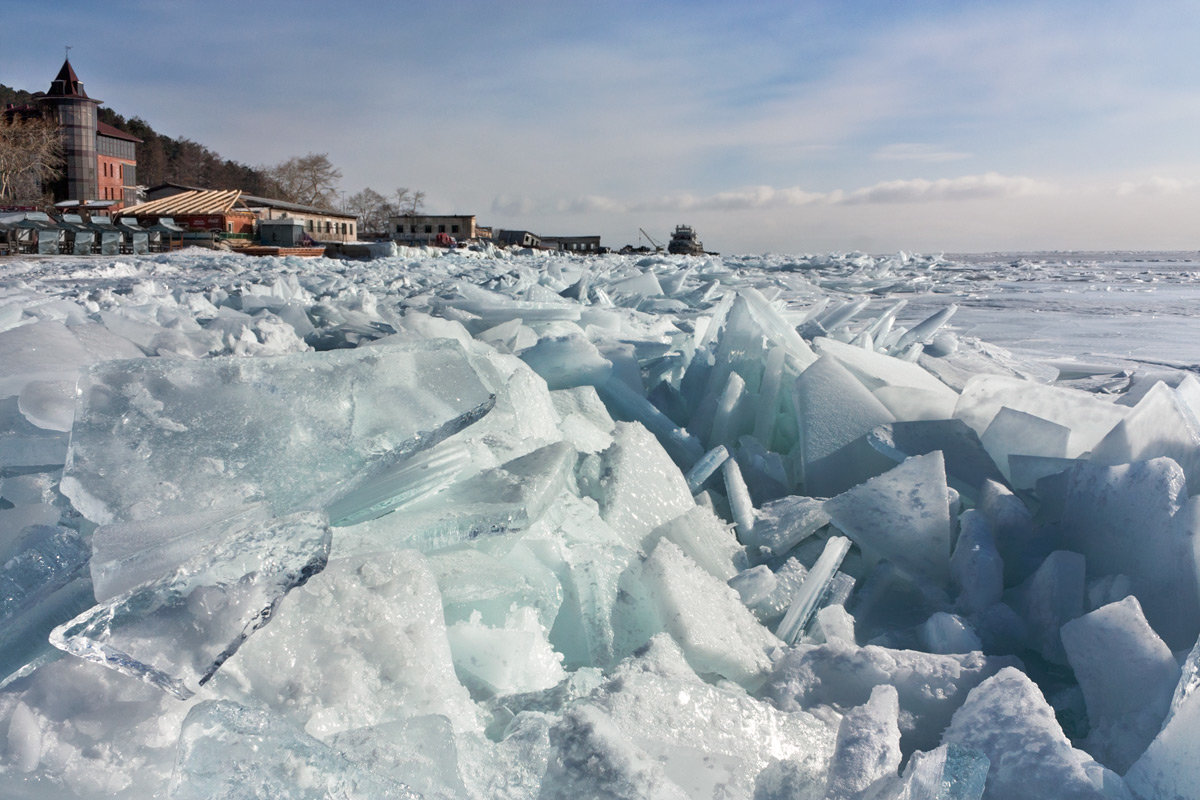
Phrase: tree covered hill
[{"left": 1, "top": 82, "right": 275, "bottom": 196}]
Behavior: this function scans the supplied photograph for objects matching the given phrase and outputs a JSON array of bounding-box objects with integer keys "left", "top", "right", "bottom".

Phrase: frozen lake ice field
[{"left": 2, "top": 246, "right": 1200, "bottom": 799}]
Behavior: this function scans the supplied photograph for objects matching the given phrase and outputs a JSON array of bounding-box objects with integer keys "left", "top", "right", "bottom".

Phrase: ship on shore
[{"left": 667, "top": 224, "right": 707, "bottom": 255}]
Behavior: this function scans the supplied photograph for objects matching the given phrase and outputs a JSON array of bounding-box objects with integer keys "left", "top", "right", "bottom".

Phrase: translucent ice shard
[
  {"left": 775, "top": 535, "right": 852, "bottom": 645},
  {"left": 896, "top": 743, "right": 990, "bottom": 800},
  {"left": 50, "top": 510, "right": 331, "bottom": 700},
  {"left": 596, "top": 374, "right": 705, "bottom": 468},
  {"left": 517, "top": 333, "right": 613, "bottom": 390},
  {"left": 169, "top": 701, "right": 418, "bottom": 800},
  {"left": 335, "top": 440, "right": 576, "bottom": 554},
  {"left": 582, "top": 421, "right": 697, "bottom": 548},
  {"left": 0, "top": 524, "right": 94, "bottom": 681},
  {"left": 824, "top": 451, "right": 952, "bottom": 584},
  {"left": 61, "top": 340, "right": 495, "bottom": 525},
  {"left": 1004, "top": 550, "right": 1085, "bottom": 665},
  {"left": 215, "top": 549, "right": 480, "bottom": 738},
  {"left": 683, "top": 444, "right": 731, "bottom": 493}
]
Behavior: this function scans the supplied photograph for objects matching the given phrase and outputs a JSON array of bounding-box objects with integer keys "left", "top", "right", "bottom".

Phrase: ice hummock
[{"left": 4, "top": 247, "right": 1200, "bottom": 798}]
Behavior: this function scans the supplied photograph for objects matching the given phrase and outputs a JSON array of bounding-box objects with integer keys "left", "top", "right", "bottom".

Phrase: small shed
[{"left": 258, "top": 217, "right": 306, "bottom": 247}]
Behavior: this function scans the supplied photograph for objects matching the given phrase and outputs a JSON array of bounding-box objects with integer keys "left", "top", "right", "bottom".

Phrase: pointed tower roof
[{"left": 45, "top": 58, "right": 97, "bottom": 102}]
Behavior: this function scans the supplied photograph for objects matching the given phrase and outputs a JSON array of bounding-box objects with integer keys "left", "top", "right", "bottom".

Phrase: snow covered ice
[{"left": 3, "top": 247, "right": 1200, "bottom": 798}]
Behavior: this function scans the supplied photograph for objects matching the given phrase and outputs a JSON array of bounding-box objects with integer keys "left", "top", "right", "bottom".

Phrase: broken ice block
[
  {"left": 596, "top": 374, "right": 705, "bottom": 468},
  {"left": 954, "top": 373, "right": 1127, "bottom": 458},
  {"left": 582, "top": 422, "right": 696, "bottom": 548},
  {"left": 722, "top": 456, "right": 757, "bottom": 543},
  {"left": 61, "top": 340, "right": 496, "bottom": 525},
  {"left": 643, "top": 505, "right": 741, "bottom": 581},
  {"left": 169, "top": 701, "right": 418, "bottom": 800},
  {"left": 794, "top": 354, "right": 896, "bottom": 497},
  {"left": 919, "top": 612, "right": 983, "bottom": 655},
  {"left": 764, "top": 638, "right": 1019, "bottom": 756},
  {"left": 613, "top": 540, "right": 780, "bottom": 689},
  {"left": 775, "top": 535, "right": 852, "bottom": 645},
  {"left": 1060, "top": 596, "right": 1179, "bottom": 774},
  {"left": 814, "top": 335, "right": 959, "bottom": 416},
  {"left": 325, "top": 439, "right": 473, "bottom": 527},
  {"left": 1058, "top": 457, "right": 1200, "bottom": 650},
  {"left": 980, "top": 406, "right": 1071, "bottom": 483},
  {"left": 215, "top": 549, "right": 480, "bottom": 738},
  {"left": 1090, "top": 380, "right": 1200, "bottom": 494},
  {"left": 949, "top": 510, "right": 1003, "bottom": 616},
  {"left": 517, "top": 333, "right": 613, "bottom": 390},
  {"left": 1125, "top": 635, "right": 1200, "bottom": 800},
  {"left": 593, "top": 635, "right": 837, "bottom": 798},
  {"left": 0, "top": 525, "right": 94, "bottom": 681},
  {"left": 541, "top": 704, "right": 691, "bottom": 800},
  {"left": 446, "top": 607, "right": 566, "bottom": 698},
  {"left": 867, "top": 419, "right": 1006, "bottom": 502},
  {"left": 1004, "top": 550, "right": 1085, "bottom": 665},
  {"left": 50, "top": 510, "right": 330, "bottom": 700},
  {"left": 824, "top": 452, "right": 952, "bottom": 584},
  {"left": 942, "top": 667, "right": 1120, "bottom": 800},
  {"left": 823, "top": 684, "right": 902, "bottom": 800}
]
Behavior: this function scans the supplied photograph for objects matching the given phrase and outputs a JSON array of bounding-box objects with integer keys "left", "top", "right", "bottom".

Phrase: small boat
[{"left": 667, "top": 224, "right": 706, "bottom": 256}]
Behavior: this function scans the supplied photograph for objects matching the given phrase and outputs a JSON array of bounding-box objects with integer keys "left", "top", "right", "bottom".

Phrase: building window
[
  {"left": 396, "top": 223, "right": 403, "bottom": 233},
  {"left": 424, "top": 225, "right": 432, "bottom": 234},
  {"left": 451, "top": 225, "right": 459, "bottom": 234}
]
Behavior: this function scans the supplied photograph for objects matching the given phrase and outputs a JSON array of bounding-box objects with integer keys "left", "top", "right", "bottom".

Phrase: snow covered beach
[{"left": 2, "top": 246, "right": 1200, "bottom": 799}]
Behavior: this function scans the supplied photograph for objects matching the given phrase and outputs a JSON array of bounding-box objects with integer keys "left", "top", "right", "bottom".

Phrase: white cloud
[
  {"left": 838, "top": 173, "right": 1057, "bottom": 205},
  {"left": 873, "top": 143, "right": 972, "bottom": 163},
  {"left": 1116, "top": 176, "right": 1200, "bottom": 196},
  {"left": 511, "top": 173, "right": 1057, "bottom": 217}
]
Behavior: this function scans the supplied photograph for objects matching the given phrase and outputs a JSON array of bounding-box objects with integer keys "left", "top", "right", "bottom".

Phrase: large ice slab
[
  {"left": 824, "top": 451, "right": 952, "bottom": 584},
  {"left": 764, "top": 639, "right": 1020, "bottom": 756},
  {"left": 61, "top": 340, "right": 496, "bottom": 525},
  {"left": 1056, "top": 457, "right": 1200, "bottom": 650},
  {"left": 214, "top": 549, "right": 480, "bottom": 738},
  {"left": 942, "top": 667, "right": 1124, "bottom": 800},
  {"left": 613, "top": 539, "right": 780, "bottom": 689},
  {"left": 587, "top": 635, "right": 837, "bottom": 799},
  {"left": 1060, "top": 596, "right": 1179, "bottom": 775},
  {"left": 954, "top": 374, "right": 1128, "bottom": 458},
  {"left": 50, "top": 510, "right": 331, "bottom": 700},
  {"left": 1125, "top": 636, "right": 1200, "bottom": 800},
  {"left": 823, "top": 684, "right": 902, "bottom": 799},
  {"left": 169, "top": 701, "right": 418, "bottom": 800}
]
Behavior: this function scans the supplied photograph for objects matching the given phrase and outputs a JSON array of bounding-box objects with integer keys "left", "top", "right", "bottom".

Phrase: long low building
[
  {"left": 146, "top": 183, "right": 358, "bottom": 242},
  {"left": 389, "top": 214, "right": 484, "bottom": 245}
]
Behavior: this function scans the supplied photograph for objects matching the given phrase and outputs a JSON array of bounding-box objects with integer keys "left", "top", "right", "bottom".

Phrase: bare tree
[
  {"left": 268, "top": 153, "right": 343, "bottom": 207},
  {"left": 346, "top": 187, "right": 396, "bottom": 235},
  {"left": 394, "top": 187, "right": 425, "bottom": 216},
  {"left": 0, "top": 114, "right": 63, "bottom": 204}
]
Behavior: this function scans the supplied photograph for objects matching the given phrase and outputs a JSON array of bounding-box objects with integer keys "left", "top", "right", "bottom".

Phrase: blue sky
[{"left": 5, "top": 0, "right": 1200, "bottom": 253}]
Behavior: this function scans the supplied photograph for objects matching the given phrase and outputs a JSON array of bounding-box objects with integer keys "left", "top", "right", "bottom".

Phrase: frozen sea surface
[{"left": 2, "top": 245, "right": 1200, "bottom": 799}]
